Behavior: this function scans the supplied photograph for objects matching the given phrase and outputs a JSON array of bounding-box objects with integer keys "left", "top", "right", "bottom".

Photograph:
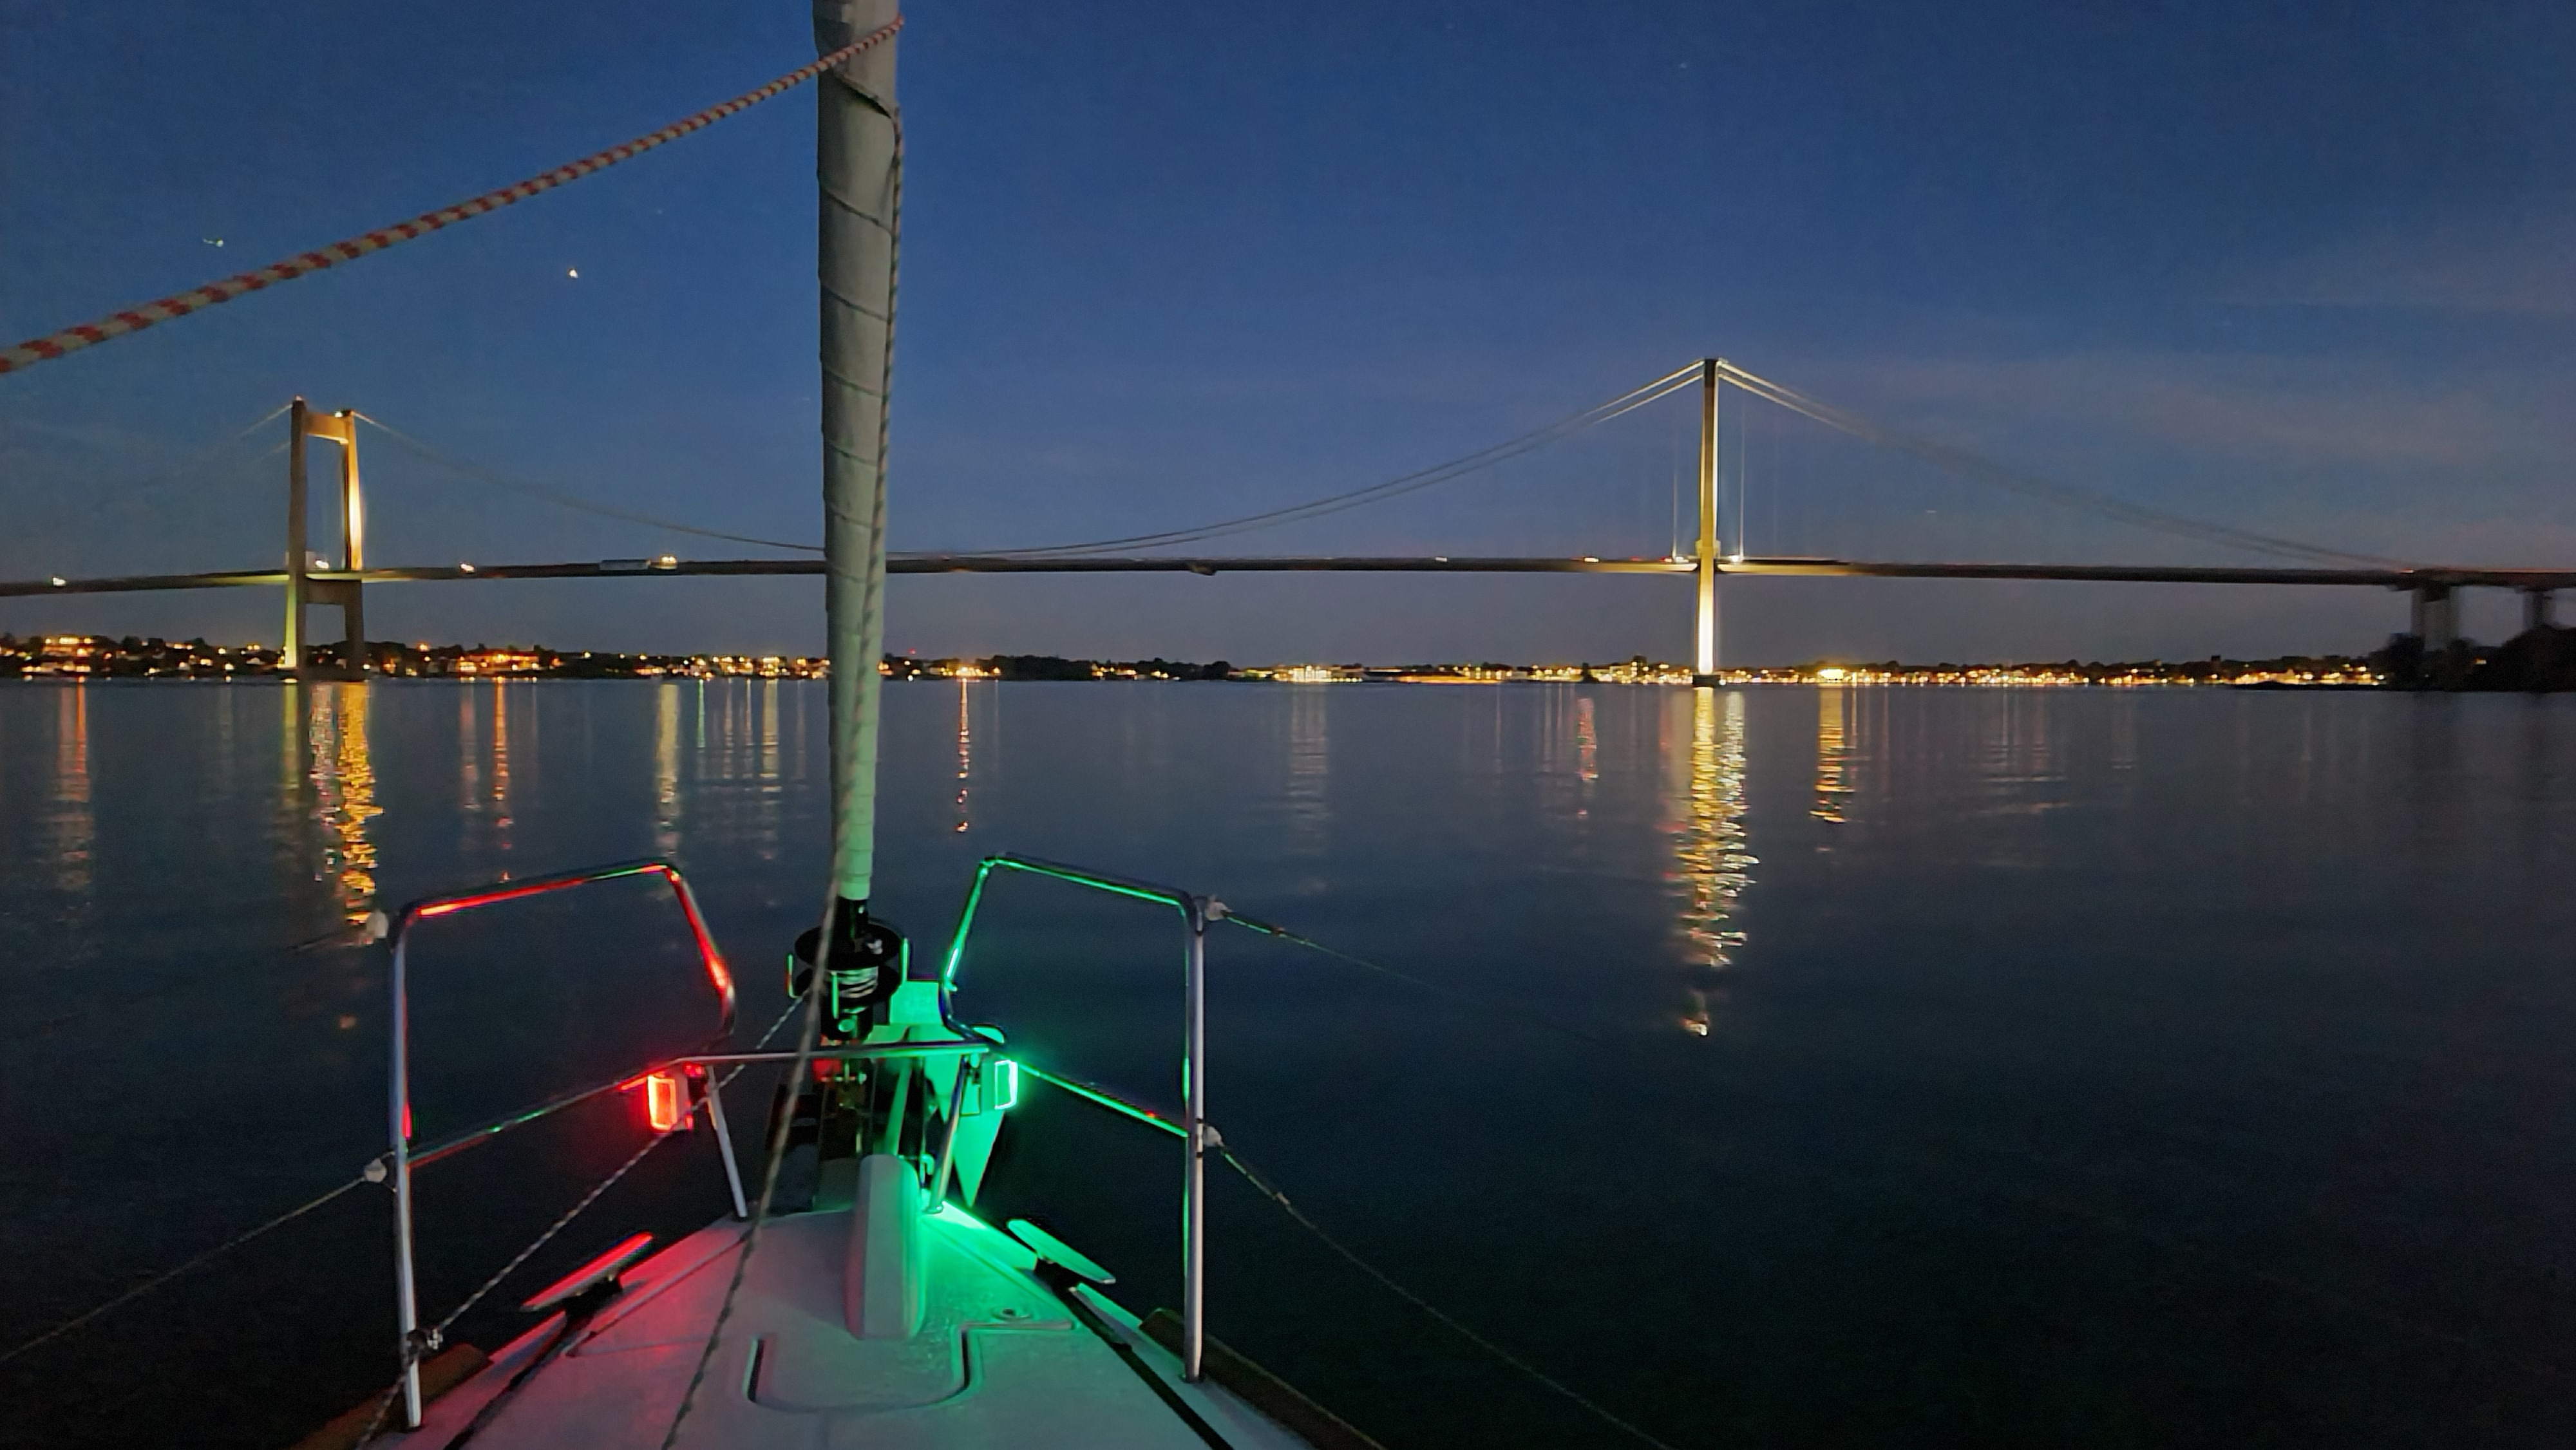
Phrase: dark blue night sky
[{"left": 3, "top": 0, "right": 2569, "bottom": 662}]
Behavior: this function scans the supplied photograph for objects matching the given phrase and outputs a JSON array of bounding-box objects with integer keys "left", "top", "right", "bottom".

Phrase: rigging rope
[
  {"left": 0, "top": 20, "right": 902, "bottom": 378},
  {"left": 1712, "top": 361, "right": 2408, "bottom": 569},
  {"left": 654, "top": 949, "right": 831, "bottom": 1449},
  {"left": 661, "top": 26, "right": 911, "bottom": 1437},
  {"left": 352, "top": 414, "right": 822, "bottom": 554},
  {"left": 660, "top": 42, "right": 910, "bottom": 1431}
]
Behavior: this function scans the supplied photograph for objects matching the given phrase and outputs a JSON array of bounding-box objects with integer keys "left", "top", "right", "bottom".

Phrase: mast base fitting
[{"left": 790, "top": 899, "right": 907, "bottom": 1038}]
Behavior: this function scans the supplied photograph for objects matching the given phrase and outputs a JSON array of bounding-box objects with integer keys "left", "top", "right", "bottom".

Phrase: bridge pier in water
[
  {"left": 2409, "top": 583, "right": 2458, "bottom": 654},
  {"left": 283, "top": 397, "right": 368, "bottom": 677}
]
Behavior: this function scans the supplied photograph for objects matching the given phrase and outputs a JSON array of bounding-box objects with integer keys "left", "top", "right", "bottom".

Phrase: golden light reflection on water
[
  {"left": 307, "top": 683, "right": 381, "bottom": 923},
  {"left": 954, "top": 677, "right": 974, "bottom": 834},
  {"left": 1667, "top": 687, "right": 1754, "bottom": 1036},
  {"left": 51, "top": 684, "right": 93, "bottom": 897},
  {"left": 489, "top": 682, "right": 513, "bottom": 837},
  {"left": 682, "top": 680, "right": 791, "bottom": 863},
  {"left": 457, "top": 686, "right": 479, "bottom": 811},
  {"left": 1285, "top": 686, "right": 1329, "bottom": 860},
  {"left": 761, "top": 677, "right": 781, "bottom": 783},
  {"left": 1575, "top": 694, "right": 1599, "bottom": 786},
  {"left": 655, "top": 681, "right": 683, "bottom": 858},
  {"left": 457, "top": 681, "right": 515, "bottom": 863},
  {"left": 1814, "top": 686, "right": 1852, "bottom": 823},
  {"left": 754, "top": 681, "right": 782, "bottom": 863}
]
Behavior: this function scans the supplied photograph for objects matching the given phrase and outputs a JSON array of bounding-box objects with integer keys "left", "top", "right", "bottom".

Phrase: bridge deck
[{"left": 5, "top": 556, "right": 2573, "bottom": 601}]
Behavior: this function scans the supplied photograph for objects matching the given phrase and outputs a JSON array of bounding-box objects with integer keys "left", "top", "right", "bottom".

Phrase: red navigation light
[{"left": 632, "top": 1070, "right": 685, "bottom": 1133}]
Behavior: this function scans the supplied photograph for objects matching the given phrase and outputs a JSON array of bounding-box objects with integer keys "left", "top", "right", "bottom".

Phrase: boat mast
[{"left": 818, "top": 0, "right": 900, "bottom": 931}]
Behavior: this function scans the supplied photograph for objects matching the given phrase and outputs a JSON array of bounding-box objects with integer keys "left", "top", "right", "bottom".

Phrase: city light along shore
[{"left": 2, "top": 634, "right": 2381, "bottom": 687}]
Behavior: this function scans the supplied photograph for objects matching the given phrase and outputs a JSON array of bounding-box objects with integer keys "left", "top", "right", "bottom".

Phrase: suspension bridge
[{"left": 2, "top": 37, "right": 2559, "bottom": 679}]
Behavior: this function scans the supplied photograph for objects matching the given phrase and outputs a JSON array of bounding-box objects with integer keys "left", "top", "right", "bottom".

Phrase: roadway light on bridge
[
  {"left": 458, "top": 561, "right": 476, "bottom": 574},
  {"left": 49, "top": 577, "right": 64, "bottom": 587}
]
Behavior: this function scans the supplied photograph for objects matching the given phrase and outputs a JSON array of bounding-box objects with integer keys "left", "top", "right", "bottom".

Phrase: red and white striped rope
[{"left": 0, "top": 18, "right": 900, "bottom": 377}]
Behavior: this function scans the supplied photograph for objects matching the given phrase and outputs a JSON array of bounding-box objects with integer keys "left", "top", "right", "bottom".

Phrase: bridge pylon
[
  {"left": 284, "top": 397, "right": 368, "bottom": 677},
  {"left": 1693, "top": 358, "right": 1723, "bottom": 684}
]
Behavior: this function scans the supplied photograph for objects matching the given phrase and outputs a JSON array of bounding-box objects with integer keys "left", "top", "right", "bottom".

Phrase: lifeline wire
[
  {"left": 0, "top": 20, "right": 903, "bottom": 377},
  {"left": 1216, "top": 1145, "right": 1683, "bottom": 1450},
  {"left": 353, "top": 413, "right": 821, "bottom": 554},
  {"left": 346, "top": 1009, "right": 803, "bottom": 1445},
  {"left": 349, "top": 997, "right": 807, "bottom": 1446},
  {"left": 1221, "top": 914, "right": 1601, "bottom": 1044},
  {"left": 0, "top": 1172, "right": 370, "bottom": 1367},
  {"left": 0, "top": 898, "right": 719, "bottom": 1373},
  {"left": 430, "top": 1128, "right": 676, "bottom": 1333},
  {"left": 353, "top": 1126, "right": 682, "bottom": 1447}
]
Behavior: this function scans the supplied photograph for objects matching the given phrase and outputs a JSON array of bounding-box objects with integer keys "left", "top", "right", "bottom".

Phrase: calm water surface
[{"left": 3, "top": 680, "right": 2574, "bottom": 1447}]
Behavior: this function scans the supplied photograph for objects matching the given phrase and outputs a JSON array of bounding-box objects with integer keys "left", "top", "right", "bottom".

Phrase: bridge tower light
[
  {"left": 283, "top": 399, "right": 369, "bottom": 677},
  {"left": 1694, "top": 358, "right": 1723, "bottom": 684}
]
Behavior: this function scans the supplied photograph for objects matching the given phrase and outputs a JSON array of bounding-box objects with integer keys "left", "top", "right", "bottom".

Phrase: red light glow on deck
[{"left": 407, "top": 862, "right": 734, "bottom": 1004}]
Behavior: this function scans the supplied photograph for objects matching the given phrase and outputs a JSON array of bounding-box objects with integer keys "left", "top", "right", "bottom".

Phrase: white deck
[{"left": 406, "top": 1205, "right": 1314, "bottom": 1449}]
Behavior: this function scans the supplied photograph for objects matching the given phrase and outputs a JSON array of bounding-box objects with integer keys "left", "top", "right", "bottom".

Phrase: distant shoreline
[
  {"left": 3, "top": 634, "right": 2387, "bottom": 689},
  {"left": 1, "top": 675, "right": 2389, "bottom": 690}
]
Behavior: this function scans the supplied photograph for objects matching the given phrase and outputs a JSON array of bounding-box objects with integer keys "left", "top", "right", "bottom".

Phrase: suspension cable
[
  {"left": 1712, "top": 360, "right": 2409, "bottom": 569},
  {"left": 0, "top": 21, "right": 902, "bottom": 377},
  {"left": 1, "top": 402, "right": 291, "bottom": 560},
  {"left": 351, "top": 413, "right": 821, "bottom": 554},
  {"left": 974, "top": 364, "right": 1705, "bottom": 558}
]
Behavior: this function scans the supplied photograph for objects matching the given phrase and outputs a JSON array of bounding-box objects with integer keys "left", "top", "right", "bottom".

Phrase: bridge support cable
[
  {"left": 0, "top": 21, "right": 903, "bottom": 377},
  {"left": 969, "top": 364, "right": 1706, "bottom": 560},
  {"left": 0, "top": 401, "right": 290, "bottom": 565},
  {"left": 1708, "top": 361, "right": 2407, "bottom": 569},
  {"left": 350, "top": 413, "right": 821, "bottom": 554}
]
